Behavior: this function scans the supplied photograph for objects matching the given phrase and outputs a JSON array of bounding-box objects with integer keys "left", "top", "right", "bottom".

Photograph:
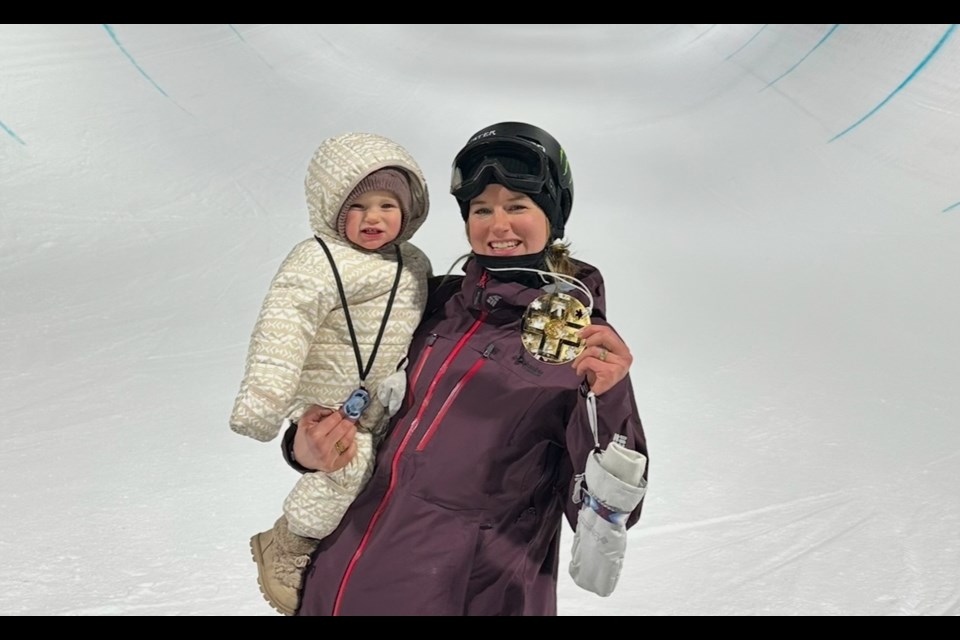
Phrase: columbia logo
[{"left": 486, "top": 294, "right": 502, "bottom": 308}]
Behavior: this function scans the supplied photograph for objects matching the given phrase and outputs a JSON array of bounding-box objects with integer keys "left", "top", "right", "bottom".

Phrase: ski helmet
[{"left": 451, "top": 122, "right": 573, "bottom": 240}]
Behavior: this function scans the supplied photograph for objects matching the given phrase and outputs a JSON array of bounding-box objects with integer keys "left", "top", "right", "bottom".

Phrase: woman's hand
[
  {"left": 293, "top": 404, "right": 359, "bottom": 473},
  {"left": 571, "top": 324, "right": 634, "bottom": 396}
]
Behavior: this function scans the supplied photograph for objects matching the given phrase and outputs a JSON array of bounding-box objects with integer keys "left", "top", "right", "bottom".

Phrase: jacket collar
[{"left": 458, "top": 256, "right": 605, "bottom": 324}]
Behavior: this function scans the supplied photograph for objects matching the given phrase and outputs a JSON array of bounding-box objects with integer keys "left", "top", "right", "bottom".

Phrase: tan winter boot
[{"left": 249, "top": 515, "right": 319, "bottom": 615}]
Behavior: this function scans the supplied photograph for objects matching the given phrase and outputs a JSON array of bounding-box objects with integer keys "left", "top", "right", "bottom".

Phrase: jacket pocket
[{"left": 415, "top": 349, "right": 490, "bottom": 451}]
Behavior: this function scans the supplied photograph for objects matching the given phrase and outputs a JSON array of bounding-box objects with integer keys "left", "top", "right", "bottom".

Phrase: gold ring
[
  {"left": 334, "top": 440, "right": 346, "bottom": 455},
  {"left": 598, "top": 347, "right": 607, "bottom": 362}
]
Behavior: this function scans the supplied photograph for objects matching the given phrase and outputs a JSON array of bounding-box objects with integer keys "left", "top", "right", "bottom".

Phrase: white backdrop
[{"left": 1, "top": 24, "right": 958, "bottom": 615}]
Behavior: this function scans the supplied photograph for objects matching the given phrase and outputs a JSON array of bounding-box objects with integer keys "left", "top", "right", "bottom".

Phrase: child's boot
[{"left": 249, "top": 516, "right": 318, "bottom": 615}]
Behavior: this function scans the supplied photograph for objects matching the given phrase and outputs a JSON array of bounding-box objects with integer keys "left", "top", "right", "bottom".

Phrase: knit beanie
[{"left": 337, "top": 168, "right": 413, "bottom": 240}]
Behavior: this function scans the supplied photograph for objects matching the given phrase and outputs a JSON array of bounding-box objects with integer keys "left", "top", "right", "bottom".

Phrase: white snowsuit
[{"left": 230, "top": 132, "right": 431, "bottom": 538}]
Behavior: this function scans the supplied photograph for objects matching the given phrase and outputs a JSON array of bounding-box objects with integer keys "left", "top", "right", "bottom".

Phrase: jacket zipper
[
  {"left": 403, "top": 334, "right": 437, "bottom": 412},
  {"left": 415, "top": 342, "right": 494, "bottom": 451},
  {"left": 332, "top": 272, "right": 489, "bottom": 615}
]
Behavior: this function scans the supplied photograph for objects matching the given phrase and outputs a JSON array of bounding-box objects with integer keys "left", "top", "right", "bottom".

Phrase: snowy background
[{"left": 1, "top": 24, "right": 958, "bottom": 615}]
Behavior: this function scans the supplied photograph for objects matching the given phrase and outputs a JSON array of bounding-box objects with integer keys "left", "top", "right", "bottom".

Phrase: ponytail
[{"left": 545, "top": 239, "right": 577, "bottom": 277}]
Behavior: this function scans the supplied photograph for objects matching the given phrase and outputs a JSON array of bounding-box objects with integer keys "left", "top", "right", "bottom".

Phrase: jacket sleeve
[
  {"left": 562, "top": 370, "right": 648, "bottom": 530},
  {"left": 229, "top": 242, "right": 334, "bottom": 442}
]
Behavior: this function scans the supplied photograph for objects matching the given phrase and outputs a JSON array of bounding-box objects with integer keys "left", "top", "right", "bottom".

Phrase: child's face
[{"left": 343, "top": 190, "right": 403, "bottom": 250}]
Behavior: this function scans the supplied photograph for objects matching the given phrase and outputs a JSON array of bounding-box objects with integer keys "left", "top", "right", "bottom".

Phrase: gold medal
[{"left": 521, "top": 291, "right": 590, "bottom": 364}]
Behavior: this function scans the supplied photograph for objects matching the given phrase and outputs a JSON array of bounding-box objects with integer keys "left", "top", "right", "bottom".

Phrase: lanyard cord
[{"left": 314, "top": 236, "right": 403, "bottom": 387}]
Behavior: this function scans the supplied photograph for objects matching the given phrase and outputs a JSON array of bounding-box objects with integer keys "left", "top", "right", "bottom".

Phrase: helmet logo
[
  {"left": 466, "top": 129, "right": 548, "bottom": 156},
  {"left": 468, "top": 129, "right": 497, "bottom": 143}
]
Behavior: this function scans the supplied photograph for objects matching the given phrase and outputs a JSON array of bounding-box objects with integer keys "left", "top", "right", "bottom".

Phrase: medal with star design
[{"left": 520, "top": 291, "right": 590, "bottom": 364}]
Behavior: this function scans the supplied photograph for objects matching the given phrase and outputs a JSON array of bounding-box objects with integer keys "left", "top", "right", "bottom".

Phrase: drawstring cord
[
  {"left": 483, "top": 266, "right": 594, "bottom": 316},
  {"left": 572, "top": 390, "right": 601, "bottom": 504}
]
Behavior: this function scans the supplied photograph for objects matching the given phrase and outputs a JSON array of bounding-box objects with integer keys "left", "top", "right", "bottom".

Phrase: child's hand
[{"left": 294, "top": 405, "right": 359, "bottom": 472}]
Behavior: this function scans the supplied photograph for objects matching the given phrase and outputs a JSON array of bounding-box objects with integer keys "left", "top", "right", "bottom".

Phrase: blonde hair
[{"left": 544, "top": 240, "right": 576, "bottom": 277}]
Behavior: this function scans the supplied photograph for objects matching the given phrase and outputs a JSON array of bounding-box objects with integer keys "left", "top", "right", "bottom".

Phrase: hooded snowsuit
[{"left": 230, "top": 132, "right": 431, "bottom": 539}]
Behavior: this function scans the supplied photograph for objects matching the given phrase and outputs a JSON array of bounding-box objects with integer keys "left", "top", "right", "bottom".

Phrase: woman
[{"left": 283, "top": 122, "right": 648, "bottom": 615}]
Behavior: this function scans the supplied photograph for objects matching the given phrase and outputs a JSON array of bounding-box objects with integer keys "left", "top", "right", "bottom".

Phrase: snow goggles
[{"left": 450, "top": 140, "right": 552, "bottom": 202}]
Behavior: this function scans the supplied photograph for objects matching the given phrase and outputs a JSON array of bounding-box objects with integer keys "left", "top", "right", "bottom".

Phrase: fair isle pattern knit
[
  {"left": 229, "top": 131, "right": 431, "bottom": 449},
  {"left": 230, "top": 239, "right": 431, "bottom": 442},
  {"left": 284, "top": 430, "right": 376, "bottom": 539}
]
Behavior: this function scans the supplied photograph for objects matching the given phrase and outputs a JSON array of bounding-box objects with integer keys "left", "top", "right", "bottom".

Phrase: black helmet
[{"left": 450, "top": 122, "right": 573, "bottom": 240}]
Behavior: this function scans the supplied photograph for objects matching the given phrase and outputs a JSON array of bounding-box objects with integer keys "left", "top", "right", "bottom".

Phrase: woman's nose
[{"left": 490, "top": 208, "right": 510, "bottom": 230}]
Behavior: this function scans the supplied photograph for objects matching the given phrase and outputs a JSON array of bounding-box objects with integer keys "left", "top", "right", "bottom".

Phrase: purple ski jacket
[{"left": 296, "top": 257, "right": 648, "bottom": 616}]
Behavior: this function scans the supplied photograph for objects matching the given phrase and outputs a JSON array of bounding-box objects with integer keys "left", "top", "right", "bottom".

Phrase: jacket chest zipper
[
  {"left": 332, "top": 273, "right": 489, "bottom": 615},
  {"left": 402, "top": 333, "right": 437, "bottom": 412},
  {"left": 415, "top": 342, "right": 494, "bottom": 451}
]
